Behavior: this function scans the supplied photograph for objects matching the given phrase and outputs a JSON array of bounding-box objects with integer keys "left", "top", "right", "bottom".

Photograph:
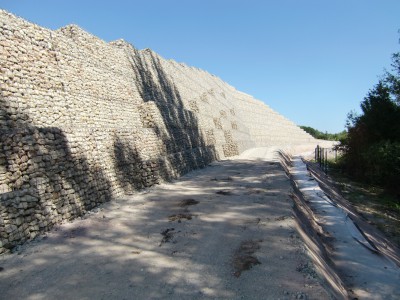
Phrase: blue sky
[{"left": 1, "top": 1, "right": 399, "bottom": 133}]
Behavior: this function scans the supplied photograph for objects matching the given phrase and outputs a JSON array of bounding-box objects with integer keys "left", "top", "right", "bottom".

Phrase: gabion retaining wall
[{"left": 0, "top": 10, "right": 314, "bottom": 252}]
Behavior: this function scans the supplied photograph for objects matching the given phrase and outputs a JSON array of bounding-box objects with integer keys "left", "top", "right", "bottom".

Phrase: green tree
[
  {"left": 340, "top": 47, "right": 400, "bottom": 193},
  {"left": 359, "top": 81, "right": 399, "bottom": 143},
  {"left": 300, "top": 125, "right": 346, "bottom": 141},
  {"left": 385, "top": 52, "right": 400, "bottom": 104}
]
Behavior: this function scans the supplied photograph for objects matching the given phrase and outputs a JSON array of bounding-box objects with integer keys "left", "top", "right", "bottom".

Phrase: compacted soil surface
[{"left": 0, "top": 157, "right": 331, "bottom": 299}]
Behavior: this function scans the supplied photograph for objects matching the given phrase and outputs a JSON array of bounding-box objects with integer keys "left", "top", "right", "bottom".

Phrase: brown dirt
[
  {"left": 232, "top": 240, "right": 262, "bottom": 277},
  {"left": 178, "top": 199, "right": 199, "bottom": 207},
  {"left": 159, "top": 228, "right": 176, "bottom": 246},
  {"left": 168, "top": 213, "right": 193, "bottom": 222},
  {"left": 216, "top": 190, "right": 233, "bottom": 195}
]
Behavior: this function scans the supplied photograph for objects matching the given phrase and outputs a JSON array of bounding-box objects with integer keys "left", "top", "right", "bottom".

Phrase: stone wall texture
[{"left": 0, "top": 10, "right": 315, "bottom": 252}]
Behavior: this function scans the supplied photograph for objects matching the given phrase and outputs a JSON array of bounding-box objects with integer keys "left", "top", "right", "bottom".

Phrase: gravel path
[{"left": 0, "top": 156, "right": 330, "bottom": 299}]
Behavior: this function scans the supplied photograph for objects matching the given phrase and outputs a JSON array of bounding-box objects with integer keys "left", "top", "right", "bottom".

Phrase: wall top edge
[{"left": 0, "top": 9, "right": 292, "bottom": 129}]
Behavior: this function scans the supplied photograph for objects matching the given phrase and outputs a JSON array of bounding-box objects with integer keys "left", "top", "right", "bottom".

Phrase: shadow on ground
[{"left": 0, "top": 159, "right": 330, "bottom": 299}]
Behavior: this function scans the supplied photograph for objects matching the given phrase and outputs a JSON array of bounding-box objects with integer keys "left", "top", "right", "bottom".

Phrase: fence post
[
  {"left": 325, "top": 148, "right": 328, "bottom": 175},
  {"left": 315, "top": 146, "right": 318, "bottom": 162},
  {"left": 319, "top": 146, "right": 322, "bottom": 167}
]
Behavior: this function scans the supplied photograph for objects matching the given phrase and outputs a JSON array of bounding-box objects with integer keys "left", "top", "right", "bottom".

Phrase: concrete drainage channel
[{"left": 283, "top": 152, "right": 400, "bottom": 300}]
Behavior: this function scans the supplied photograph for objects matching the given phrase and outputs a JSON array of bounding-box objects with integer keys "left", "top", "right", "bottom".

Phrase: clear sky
[{"left": 1, "top": 1, "right": 399, "bottom": 133}]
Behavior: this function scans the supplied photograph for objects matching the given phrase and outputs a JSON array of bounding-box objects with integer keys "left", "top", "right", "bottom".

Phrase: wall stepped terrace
[{"left": 0, "top": 10, "right": 315, "bottom": 252}]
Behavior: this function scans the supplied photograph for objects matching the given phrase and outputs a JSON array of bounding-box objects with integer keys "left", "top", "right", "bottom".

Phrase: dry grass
[{"left": 330, "top": 170, "right": 400, "bottom": 248}]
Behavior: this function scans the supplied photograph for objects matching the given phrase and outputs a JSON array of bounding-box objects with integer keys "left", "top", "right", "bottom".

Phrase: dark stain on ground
[
  {"left": 178, "top": 199, "right": 199, "bottom": 207},
  {"left": 62, "top": 227, "right": 88, "bottom": 239},
  {"left": 168, "top": 213, "right": 193, "bottom": 222},
  {"left": 296, "top": 261, "right": 318, "bottom": 278},
  {"left": 275, "top": 215, "right": 289, "bottom": 221},
  {"left": 246, "top": 190, "right": 262, "bottom": 195},
  {"left": 232, "top": 239, "right": 262, "bottom": 277},
  {"left": 210, "top": 177, "right": 233, "bottom": 182},
  {"left": 0, "top": 267, "right": 4, "bottom": 272},
  {"left": 221, "top": 177, "right": 234, "bottom": 181},
  {"left": 216, "top": 190, "right": 233, "bottom": 196},
  {"left": 160, "top": 228, "right": 175, "bottom": 246},
  {"left": 245, "top": 187, "right": 268, "bottom": 195},
  {"left": 242, "top": 218, "right": 261, "bottom": 230}
]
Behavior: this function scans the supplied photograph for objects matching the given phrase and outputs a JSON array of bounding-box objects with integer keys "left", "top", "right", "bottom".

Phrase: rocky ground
[{"left": 0, "top": 155, "right": 331, "bottom": 299}]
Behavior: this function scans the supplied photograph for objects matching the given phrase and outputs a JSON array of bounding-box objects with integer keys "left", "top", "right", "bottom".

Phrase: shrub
[{"left": 362, "top": 141, "right": 400, "bottom": 191}]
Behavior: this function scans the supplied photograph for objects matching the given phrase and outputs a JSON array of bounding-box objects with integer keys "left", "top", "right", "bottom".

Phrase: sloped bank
[{"left": 280, "top": 148, "right": 400, "bottom": 300}]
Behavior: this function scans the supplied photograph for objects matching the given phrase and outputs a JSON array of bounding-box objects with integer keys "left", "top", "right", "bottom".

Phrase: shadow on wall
[
  {"left": 0, "top": 94, "right": 155, "bottom": 252},
  {"left": 126, "top": 48, "right": 217, "bottom": 178},
  {"left": 0, "top": 43, "right": 218, "bottom": 252},
  {"left": 113, "top": 135, "right": 160, "bottom": 194},
  {"left": 113, "top": 136, "right": 142, "bottom": 193}
]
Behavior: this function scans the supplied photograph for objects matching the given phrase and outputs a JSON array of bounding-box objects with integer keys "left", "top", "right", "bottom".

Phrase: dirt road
[{"left": 0, "top": 156, "right": 331, "bottom": 299}]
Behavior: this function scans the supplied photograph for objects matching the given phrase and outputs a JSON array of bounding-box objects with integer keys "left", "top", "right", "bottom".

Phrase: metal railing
[
  {"left": 315, "top": 145, "right": 343, "bottom": 175},
  {"left": 315, "top": 145, "right": 330, "bottom": 175}
]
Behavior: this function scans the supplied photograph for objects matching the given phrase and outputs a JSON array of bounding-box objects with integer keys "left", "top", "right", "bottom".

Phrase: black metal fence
[
  {"left": 315, "top": 145, "right": 334, "bottom": 175},
  {"left": 315, "top": 145, "right": 342, "bottom": 175}
]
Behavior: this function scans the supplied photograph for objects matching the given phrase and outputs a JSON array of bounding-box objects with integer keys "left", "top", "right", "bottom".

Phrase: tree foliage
[
  {"left": 300, "top": 126, "right": 346, "bottom": 141},
  {"left": 340, "top": 47, "right": 400, "bottom": 194}
]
